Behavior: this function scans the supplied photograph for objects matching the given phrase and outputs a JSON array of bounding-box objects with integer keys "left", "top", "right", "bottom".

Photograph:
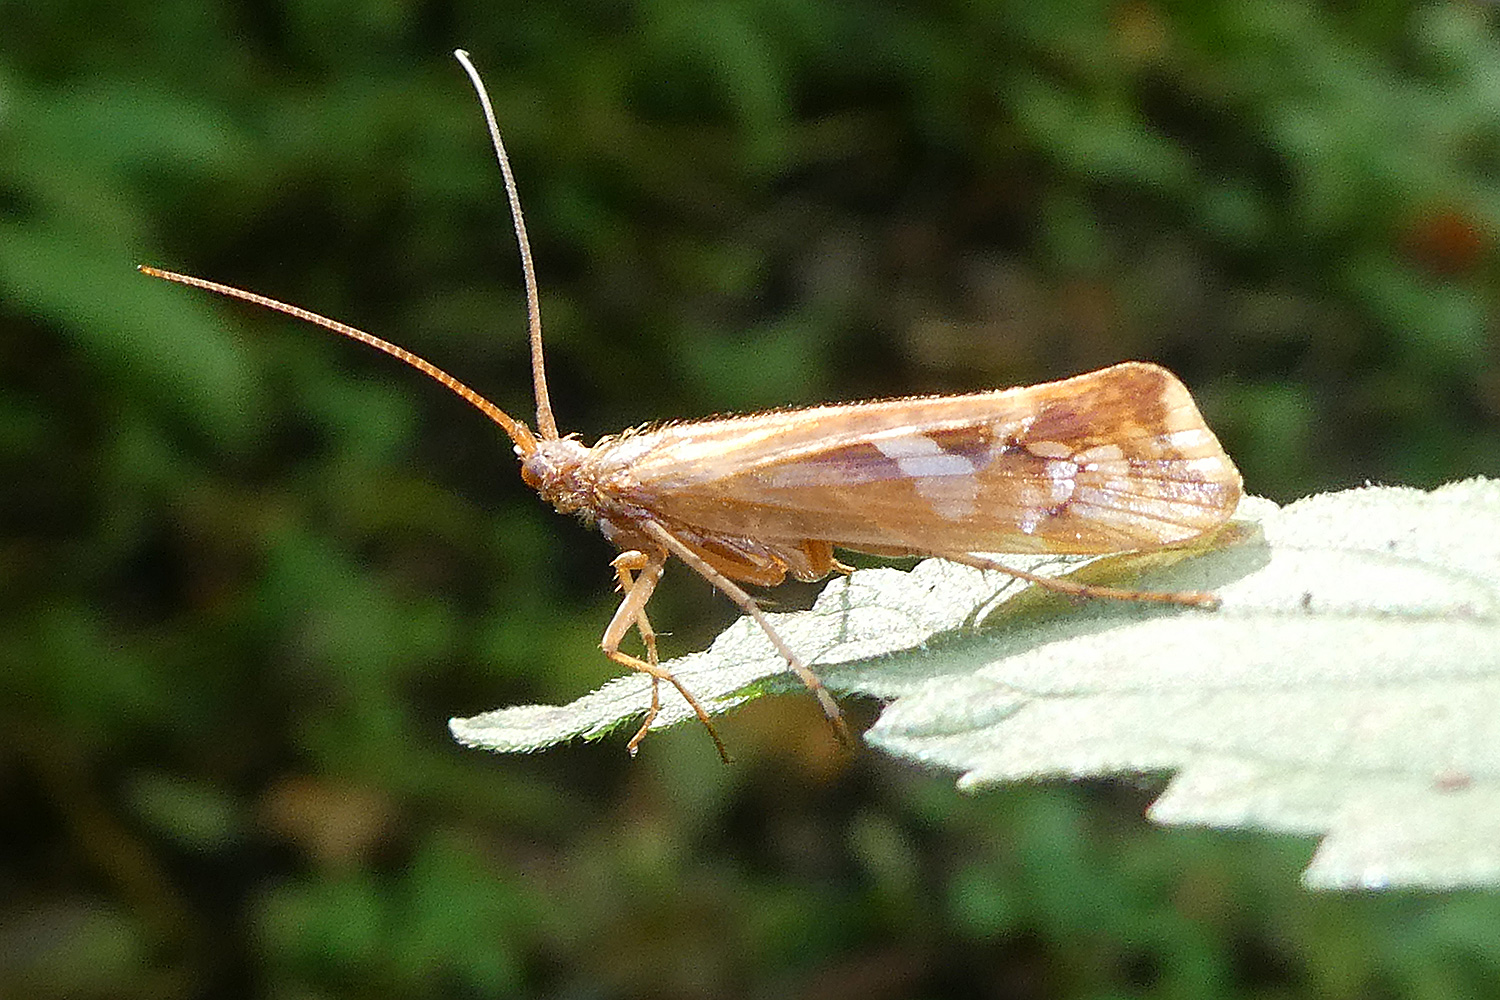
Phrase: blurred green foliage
[{"left": 3, "top": 0, "right": 1498, "bottom": 997}]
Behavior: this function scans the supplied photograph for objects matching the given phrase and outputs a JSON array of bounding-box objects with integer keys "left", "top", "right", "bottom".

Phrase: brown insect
[{"left": 141, "top": 50, "right": 1243, "bottom": 760}]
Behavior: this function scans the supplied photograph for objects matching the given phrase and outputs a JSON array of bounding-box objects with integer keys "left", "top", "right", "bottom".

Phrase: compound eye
[{"left": 520, "top": 462, "right": 542, "bottom": 490}]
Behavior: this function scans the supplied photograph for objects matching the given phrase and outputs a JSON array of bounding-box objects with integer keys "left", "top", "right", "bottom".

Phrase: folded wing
[{"left": 596, "top": 362, "right": 1242, "bottom": 556}]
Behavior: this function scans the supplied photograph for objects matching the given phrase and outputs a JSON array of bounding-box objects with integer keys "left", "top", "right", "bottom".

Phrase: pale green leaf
[{"left": 452, "top": 478, "right": 1500, "bottom": 890}]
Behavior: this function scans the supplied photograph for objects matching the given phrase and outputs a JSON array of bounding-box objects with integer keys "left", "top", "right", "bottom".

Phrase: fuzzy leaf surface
[{"left": 452, "top": 479, "right": 1500, "bottom": 889}]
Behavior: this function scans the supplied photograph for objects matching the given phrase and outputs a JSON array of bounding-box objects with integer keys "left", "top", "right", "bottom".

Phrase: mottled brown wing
[{"left": 592, "top": 362, "right": 1241, "bottom": 556}]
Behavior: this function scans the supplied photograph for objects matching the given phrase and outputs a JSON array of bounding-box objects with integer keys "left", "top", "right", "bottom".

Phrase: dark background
[{"left": 4, "top": 1, "right": 1499, "bottom": 997}]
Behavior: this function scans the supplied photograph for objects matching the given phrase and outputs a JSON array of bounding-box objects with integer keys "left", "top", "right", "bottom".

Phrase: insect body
[{"left": 142, "top": 51, "right": 1242, "bottom": 760}]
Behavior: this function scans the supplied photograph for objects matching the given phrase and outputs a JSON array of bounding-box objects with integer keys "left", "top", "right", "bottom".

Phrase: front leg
[
  {"left": 610, "top": 550, "right": 659, "bottom": 666},
  {"left": 603, "top": 550, "right": 730, "bottom": 762},
  {"left": 637, "top": 522, "right": 851, "bottom": 747}
]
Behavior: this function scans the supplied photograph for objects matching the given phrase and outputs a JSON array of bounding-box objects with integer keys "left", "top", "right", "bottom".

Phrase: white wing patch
[{"left": 874, "top": 434, "right": 981, "bottom": 519}]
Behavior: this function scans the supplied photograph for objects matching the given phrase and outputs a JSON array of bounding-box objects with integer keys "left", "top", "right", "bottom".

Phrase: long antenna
[
  {"left": 137, "top": 265, "right": 538, "bottom": 456},
  {"left": 453, "top": 49, "right": 558, "bottom": 442}
]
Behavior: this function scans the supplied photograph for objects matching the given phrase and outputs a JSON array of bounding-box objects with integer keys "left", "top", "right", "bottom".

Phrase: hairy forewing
[{"left": 593, "top": 362, "right": 1241, "bottom": 556}]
